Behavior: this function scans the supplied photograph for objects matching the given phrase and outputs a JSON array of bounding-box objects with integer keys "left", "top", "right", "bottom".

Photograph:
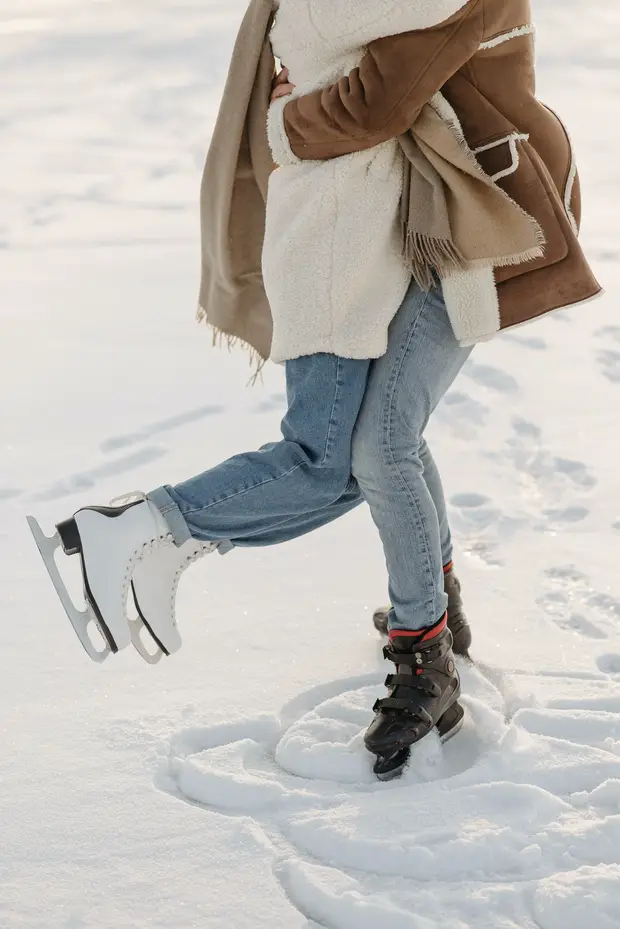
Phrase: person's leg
[
  {"left": 240, "top": 476, "right": 364, "bottom": 546},
  {"left": 351, "top": 279, "right": 472, "bottom": 633},
  {"left": 418, "top": 438, "right": 454, "bottom": 570},
  {"left": 148, "top": 352, "right": 370, "bottom": 548},
  {"left": 371, "top": 437, "right": 474, "bottom": 653}
]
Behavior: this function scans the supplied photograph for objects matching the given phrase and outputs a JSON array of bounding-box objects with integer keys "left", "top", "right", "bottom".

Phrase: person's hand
[{"left": 271, "top": 66, "right": 295, "bottom": 103}]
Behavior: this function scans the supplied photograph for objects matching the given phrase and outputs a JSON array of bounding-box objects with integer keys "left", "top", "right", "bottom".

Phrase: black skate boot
[
  {"left": 372, "top": 565, "right": 472, "bottom": 658},
  {"left": 443, "top": 567, "right": 472, "bottom": 657},
  {"left": 365, "top": 615, "right": 463, "bottom": 781}
]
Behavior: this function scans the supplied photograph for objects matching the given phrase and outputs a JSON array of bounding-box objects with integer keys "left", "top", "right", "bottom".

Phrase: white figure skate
[
  {"left": 27, "top": 494, "right": 213, "bottom": 663},
  {"left": 130, "top": 535, "right": 216, "bottom": 661}
]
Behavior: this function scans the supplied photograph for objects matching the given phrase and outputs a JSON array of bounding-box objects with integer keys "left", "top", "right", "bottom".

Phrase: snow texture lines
[{"left": 157, "top": 658, "right": 620, "bottom": 928}]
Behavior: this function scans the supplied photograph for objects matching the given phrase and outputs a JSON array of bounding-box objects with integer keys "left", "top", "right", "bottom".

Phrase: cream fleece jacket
[{"left": 264, "top": 0, "right": 470, "bottom": 363}]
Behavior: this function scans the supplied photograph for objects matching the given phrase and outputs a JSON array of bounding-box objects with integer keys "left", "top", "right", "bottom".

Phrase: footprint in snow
[
  {"left": 594, "top": 326, "right": 620, "bottom": 384},
  {"left": 448, "top": 492, "right": 521, "bottom": 567},
  {"left": 501, "top": 333, "right": 548, "bottom": 351},
  {"left": 596, "top": 325, "right": 620, "bottom": 344},
  {"left": 538, "top": 566, "right": 620, "bottom": 643},
  {"left": 434, "top": 391, "right": 489, "bottom": 440},
  {"left": 30, "top": 447, "right": 167, "bottom": 502},
  {"left": 597, "top": 349, "right": 620, "bottom": 384},
  {"left": 252, "top": 392, "right": 287, "bottom": 414},
  {"left": 463, "top": 361, "right": 519, "bottom": 394},
  {"left": 505, "top": 417, "right": 596, "bottom": 528},
  {"left": 100, "top": 404, "right": 224, "bottom": 453},
  {"left": 596, "top": 653, "right": 620, "bottom": 675}
]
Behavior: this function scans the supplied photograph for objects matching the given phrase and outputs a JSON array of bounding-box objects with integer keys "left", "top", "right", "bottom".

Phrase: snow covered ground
[{"left": 1, "top": 1, "right": 620, "bottom": 926}]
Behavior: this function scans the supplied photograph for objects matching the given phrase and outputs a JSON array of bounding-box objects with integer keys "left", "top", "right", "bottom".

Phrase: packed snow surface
[{"left": 1, "top": 1, "right": 620, "bottom": 927}]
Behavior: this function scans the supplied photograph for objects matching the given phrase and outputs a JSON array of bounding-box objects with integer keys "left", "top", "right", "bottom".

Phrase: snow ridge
[{"left": 160, "top": 661, "right": 620, "bottom": 929}]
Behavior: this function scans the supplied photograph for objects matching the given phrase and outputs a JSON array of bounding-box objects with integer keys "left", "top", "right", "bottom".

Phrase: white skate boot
[
  {"left": 27, "top": 494, "right": 213, "bottom": 663},
  {"left": 130, "top": 535, "right": 217, "bottom": 663}
]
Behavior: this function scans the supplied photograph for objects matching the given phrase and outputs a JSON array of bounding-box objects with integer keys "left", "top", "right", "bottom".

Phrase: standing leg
[
  {"left": 370, "top": 436, "right": 472, "bottom": 655},
  {"left": 418, "top": 439, "right": 453, "bottom": 570},
  {"left": 351, "top": 279, "right": 472, "bottom": 633},
  {"left": 352, "top": 279, "right": 472, "bottom": 776}
]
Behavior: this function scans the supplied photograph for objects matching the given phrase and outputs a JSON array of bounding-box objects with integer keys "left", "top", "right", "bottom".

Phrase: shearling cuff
[{"left": 267, "top": 96, "right": 302, "bottom": 167}]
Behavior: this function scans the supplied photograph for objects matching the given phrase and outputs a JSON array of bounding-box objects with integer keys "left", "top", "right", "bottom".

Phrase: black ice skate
[
  {"left": 365, "top": 615, "right": 463, "bottom": 780},
  {"left": 372, "top": 565, "right": 472, "bottom": 658}
]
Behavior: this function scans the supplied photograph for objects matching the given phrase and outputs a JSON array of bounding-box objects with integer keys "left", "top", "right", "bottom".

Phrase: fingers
[
  {"left": 271, "top": 82, "right": 295, "bottom": 102},
  {"left": 273, "top": 66, "right": 289, "bottom": 86}
]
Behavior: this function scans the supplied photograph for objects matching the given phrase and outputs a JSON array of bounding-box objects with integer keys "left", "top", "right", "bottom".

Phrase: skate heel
[
  {"left": 437, "top": 701, "right": 465, "bottom": 743},
  {"left": 56, "top": 517, "right": 82, "bottom": 556}
]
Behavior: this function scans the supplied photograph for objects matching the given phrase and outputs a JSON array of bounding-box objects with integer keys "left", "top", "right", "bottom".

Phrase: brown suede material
[
  {"left": 491, "top": 141, "right": 568, "bottom": 284},
  {"left": 283, "top": 0, "right": 484, "bottom": 158},
  {"left": 282, "top": 0, "right": 601, "bottom": 330},
  {"left": 496, "top": 148, "right": 600, "bottom": 327}
]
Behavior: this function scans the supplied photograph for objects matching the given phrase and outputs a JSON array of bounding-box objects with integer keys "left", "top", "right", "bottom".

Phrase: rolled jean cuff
[{"left": 147, "top": 486, "right": 193, "bottom": 546}]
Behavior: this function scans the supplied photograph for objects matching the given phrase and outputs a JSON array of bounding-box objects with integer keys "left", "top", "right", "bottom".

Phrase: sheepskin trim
[
  {"left": 305, "top": 0, "right": 474, "bottom": 46},
  {"left": 267, "top": 95, "right": 302, "bottom": 167},
  {"left": 474, "top": 132, "right": 530, "bottom": 183},
  {"left": 539, "top": 104, "right": 580, "bottom": 236},
  {"left": 563, "top": 141, "right": 579, "bottom": 236},
  {"left": 400, "top": 0, "right": 472, "bottom": 30},
  {"left": 479, "top": 24, "right": 535, "bottom": 50},
  {"left": 496, "top": 290, "right": 605, "bottom": 341},
  {"left": 442, "top": 266, "right": 500, "bottom": 345},
  {"left": 430, "top": 92, "right": 467, "bottom": 145}
]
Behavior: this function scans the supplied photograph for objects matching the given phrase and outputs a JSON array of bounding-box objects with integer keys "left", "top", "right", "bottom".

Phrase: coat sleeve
[{"left": 267, "top": 0, "right": 483, "bottom": 165}]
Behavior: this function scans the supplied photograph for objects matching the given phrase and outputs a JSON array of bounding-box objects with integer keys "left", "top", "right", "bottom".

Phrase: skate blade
[
  {"left": 127, "top": 587, "right": 165, "bottom": 666},
  {"left": 373, "top": 747, "right": 411, "bottom": 782},
  {"left": 127, "top": 617, "right": 165, "bottom": 665},
  {"left": 27, "top": 516, "right": 112, "bottom": 663},
  {"left": 373, "top": 702, "right": 466, "bottom": 781},
  {"left": 436, "top": 701, "right": 465, "bottom": 743},
  {"left": 126, "top": 582, "right": 168, "bottom": 665}
]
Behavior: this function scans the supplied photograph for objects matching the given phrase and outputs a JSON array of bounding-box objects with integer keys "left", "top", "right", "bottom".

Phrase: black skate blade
[
  {"left": 437, "top": 701, "right": 465, "bottom": 743},
  {"left": 131, "top": 583, "right": 170, "bottom": 657},
  {"left": 373, "top": 747, "right": 411, "bottom": 782},
  {"left": 373, "top": 702, "right": 466, "bottom": 781}
]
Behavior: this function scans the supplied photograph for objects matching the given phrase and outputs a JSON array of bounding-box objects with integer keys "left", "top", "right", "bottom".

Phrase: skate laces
[
  {"left": 171, "top": 542, "right": 216, "bottom": 588},
  {"left": 110, "top": 490, "right": 173, "bottom": 547},
  {"left": 109, "top": 490, "right": 177, "bottom": 613},
  {"left": 110, "top": 490, "right": 148, "bottom": 507}
]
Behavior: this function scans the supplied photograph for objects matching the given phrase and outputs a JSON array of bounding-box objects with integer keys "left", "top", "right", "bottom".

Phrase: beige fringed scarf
[{"left": 197, "top": 0, "right": 543, "bottom": 364}]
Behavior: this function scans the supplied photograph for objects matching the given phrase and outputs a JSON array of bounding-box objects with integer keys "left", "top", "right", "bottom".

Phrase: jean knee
[
  {"left": 353, "top": 418, "right": 429, "bottom": 491},
  {"left": 351, "top": 415, "right": 384, "bottom": 488}
]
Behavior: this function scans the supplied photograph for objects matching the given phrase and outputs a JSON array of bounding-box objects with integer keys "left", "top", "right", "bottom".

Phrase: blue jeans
[{"left": 149, "top": 280, "right": 471, "bottom": 630}]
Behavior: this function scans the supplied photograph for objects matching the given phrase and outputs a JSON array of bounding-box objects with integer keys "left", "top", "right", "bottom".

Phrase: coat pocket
[{"left": 475, "top": 136, "right": 569, "bottom": 285}]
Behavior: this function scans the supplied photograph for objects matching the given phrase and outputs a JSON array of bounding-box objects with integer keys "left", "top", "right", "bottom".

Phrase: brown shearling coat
[{"left": 281, "top": 0, "right": 601, "bottom": 329}]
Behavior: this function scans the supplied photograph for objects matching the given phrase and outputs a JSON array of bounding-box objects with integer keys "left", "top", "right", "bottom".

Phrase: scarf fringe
[
  {"left": 403, "top": 230, "right": 466, "bottom": 291},
  {"left": 484, "top": 243, "right": 545, "bottom": 269},
  {"left": 197, "top": 304, "right": 267, "bottom": 385}
]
